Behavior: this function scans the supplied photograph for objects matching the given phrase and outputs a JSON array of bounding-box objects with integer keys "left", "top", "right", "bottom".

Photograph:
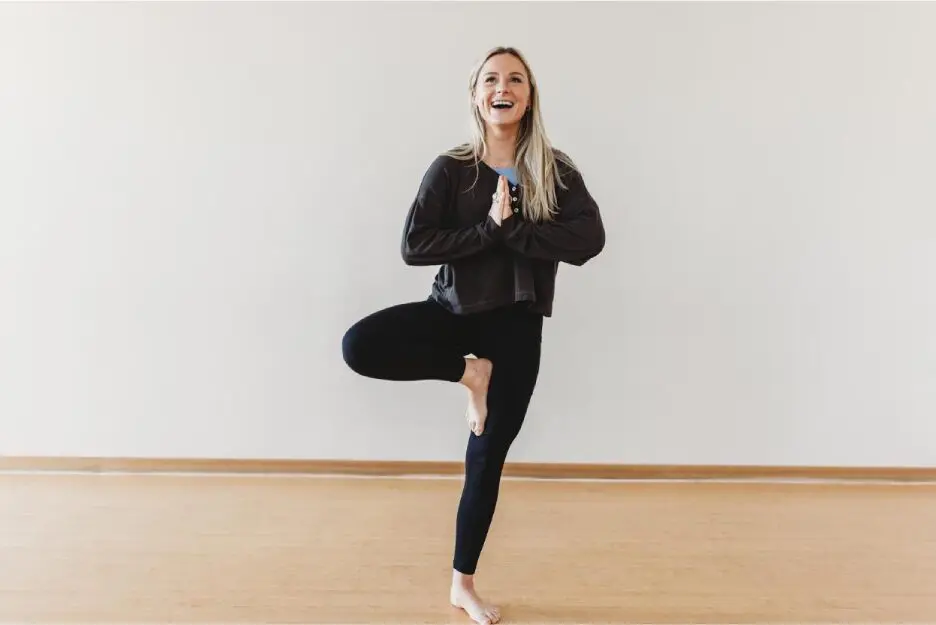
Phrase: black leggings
[{"left": 341, "top": 298, "right": 543, "bottom": 575}]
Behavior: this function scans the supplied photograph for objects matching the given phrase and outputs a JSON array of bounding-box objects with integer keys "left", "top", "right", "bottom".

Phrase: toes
[{"left": 466, "top": 414, "right": 484, "bottom": 436}]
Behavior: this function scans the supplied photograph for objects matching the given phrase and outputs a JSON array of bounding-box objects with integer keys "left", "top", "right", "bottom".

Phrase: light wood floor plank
[{"left": 2, "top": 473, "right": 935, "bottom": 623}]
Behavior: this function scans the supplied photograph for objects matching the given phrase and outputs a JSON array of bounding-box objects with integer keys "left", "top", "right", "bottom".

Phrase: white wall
[{"left": 2, "top": 2, "right": 935, "bottom": 467}]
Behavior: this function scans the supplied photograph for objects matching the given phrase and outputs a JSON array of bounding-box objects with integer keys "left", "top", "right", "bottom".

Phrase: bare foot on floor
[
  {"left": 450, "top": 582, "right": 500, "bottom": 624},
  {"left": 461, "top": 357, "right": 492, "bottom": 436}
]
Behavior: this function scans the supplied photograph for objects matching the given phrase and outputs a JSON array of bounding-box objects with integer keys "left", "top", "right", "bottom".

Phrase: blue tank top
[{"left": 493, "top": 167, "right": 518, "bottom": 185}]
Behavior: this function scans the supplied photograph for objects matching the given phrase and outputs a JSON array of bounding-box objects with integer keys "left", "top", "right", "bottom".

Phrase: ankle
[
  {"left": 459, "top": 358, "right": 477, "bottom": 388},
  {"left": 452, "top": 570, "right": 474, "bottom": 589}
]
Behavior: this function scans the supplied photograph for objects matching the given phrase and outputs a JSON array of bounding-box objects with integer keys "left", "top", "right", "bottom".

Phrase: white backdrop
[{"left": 2, "top": 2, "right": 935, "bottom": 466}]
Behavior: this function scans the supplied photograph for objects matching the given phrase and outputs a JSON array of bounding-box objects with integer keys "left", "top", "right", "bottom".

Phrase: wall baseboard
[{"left": 1, "top": 456, "right": 935, "bottom": 481}]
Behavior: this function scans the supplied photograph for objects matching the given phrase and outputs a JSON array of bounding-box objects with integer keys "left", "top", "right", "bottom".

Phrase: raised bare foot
[
  {"left": 450, "top": 581, "right": 500, "bottom": 624},
  {"left": 461, "top": 357, "right": 493, "bottom": 436}
]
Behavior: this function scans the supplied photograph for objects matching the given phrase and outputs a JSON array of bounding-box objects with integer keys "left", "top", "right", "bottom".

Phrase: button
[
  {"left": 512, "top": 196, "right": 517, "bottom": 202},
  {"left": 513, "top": 208, "right": 519, "bottom": 213}
]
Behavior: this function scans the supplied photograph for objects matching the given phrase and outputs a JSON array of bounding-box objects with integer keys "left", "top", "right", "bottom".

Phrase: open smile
[{"left": 491, "top": 99, "right": 515, "bottom": 110}]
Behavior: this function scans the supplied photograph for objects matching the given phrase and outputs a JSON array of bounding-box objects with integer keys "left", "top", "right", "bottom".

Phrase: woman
[{"left": 341, "top": 46, "right": 605, "bottom": 625}]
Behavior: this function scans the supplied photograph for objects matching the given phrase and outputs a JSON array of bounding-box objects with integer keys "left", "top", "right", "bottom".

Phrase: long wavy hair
[{"left": 445, "top": 46, "right": 576, "bottom": 223}]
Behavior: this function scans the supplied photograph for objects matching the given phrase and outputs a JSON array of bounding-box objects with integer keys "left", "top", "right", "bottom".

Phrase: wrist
[{"left": 483, "top": 213, "right": 504, "bottom": 239}]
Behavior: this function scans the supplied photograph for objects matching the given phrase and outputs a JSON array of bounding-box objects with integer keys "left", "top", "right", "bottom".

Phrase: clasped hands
[{"left": 488, "top": 175, "right": 515, "bottom": 226}]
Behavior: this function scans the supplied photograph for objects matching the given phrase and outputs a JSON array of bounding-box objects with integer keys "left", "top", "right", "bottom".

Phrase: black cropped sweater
[{"left": 400, "top": 151, "right": 606, "bottom": 317}]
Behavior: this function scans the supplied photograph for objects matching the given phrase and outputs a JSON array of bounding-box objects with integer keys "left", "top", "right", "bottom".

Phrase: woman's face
[{"left": 473, "top": 53, "right": 531, "bottom": 130}]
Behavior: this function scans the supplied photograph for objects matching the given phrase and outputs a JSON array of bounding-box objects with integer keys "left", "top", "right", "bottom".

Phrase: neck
[{"left": 483, "top": 124, "right": 518, "bottom": 167}]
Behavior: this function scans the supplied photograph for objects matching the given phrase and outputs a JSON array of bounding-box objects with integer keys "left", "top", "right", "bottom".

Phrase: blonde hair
[{"left": 446, "top": 46, "right": 576, "bottom": 223}]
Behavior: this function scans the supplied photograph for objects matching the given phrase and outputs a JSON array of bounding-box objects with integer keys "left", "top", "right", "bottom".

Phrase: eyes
[{"left": 483, "top": 75, "right": 525, "bottom": 85}]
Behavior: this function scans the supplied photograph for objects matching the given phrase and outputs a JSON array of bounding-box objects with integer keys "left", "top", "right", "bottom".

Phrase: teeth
[{"left": 492, "top": 100, "right": 514, "bottom": 108}]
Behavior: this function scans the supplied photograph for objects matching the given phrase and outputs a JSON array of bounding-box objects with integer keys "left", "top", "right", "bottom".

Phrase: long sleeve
[
  {"left": 501, "top": 166, "right": 605, "bottom": 266},
  {"left": 401, "top": 156, "right": 502, "bottom": 266}
]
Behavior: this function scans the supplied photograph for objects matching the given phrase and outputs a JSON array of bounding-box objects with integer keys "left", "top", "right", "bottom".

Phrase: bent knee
[{"left": 341, "top": 323, "right": 370, "bottom": 375}]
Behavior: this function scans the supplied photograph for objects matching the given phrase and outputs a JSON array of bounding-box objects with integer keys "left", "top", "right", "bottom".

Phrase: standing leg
[{"left": 449, "top": 305, "right": 543, "bottom": 625}]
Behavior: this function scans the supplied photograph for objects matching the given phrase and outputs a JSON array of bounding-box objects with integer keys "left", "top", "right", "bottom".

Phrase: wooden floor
[{"left": 2, "top": 473, "right": 935, "bottom": 624}]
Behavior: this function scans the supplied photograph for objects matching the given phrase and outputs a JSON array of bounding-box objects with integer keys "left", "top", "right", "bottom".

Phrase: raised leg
[{"left": 341, "top": 300, "right": 469, "bottom": 382}]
